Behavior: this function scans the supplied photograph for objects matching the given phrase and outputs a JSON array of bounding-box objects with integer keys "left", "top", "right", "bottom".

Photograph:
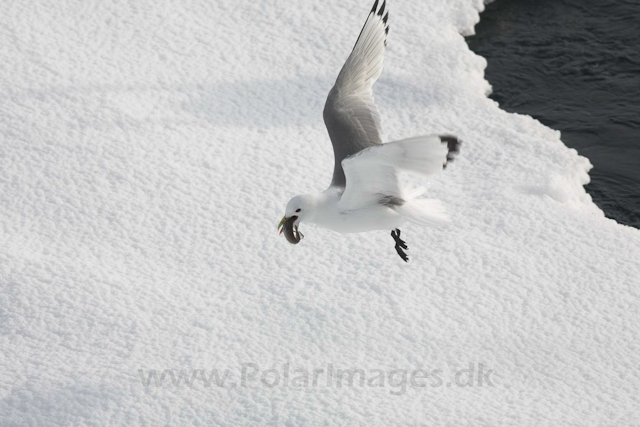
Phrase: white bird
[{"left": 278, "top": 0, "right": 460, "bottom": 262}]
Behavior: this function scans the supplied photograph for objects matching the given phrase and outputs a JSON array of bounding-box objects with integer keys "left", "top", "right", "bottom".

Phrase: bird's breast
[{"left": 312, "top": 205, "right": 405, "bottom": 234}]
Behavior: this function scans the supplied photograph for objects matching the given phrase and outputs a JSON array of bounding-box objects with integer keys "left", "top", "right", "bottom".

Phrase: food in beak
[{"left": 279, "top": 216, "right": 302, "bottom": 244}]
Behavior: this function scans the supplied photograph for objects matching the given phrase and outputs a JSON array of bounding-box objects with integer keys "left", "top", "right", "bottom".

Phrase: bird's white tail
[
  {"left": 340, "top": 134, "right": 460, "bottom": 226},
  {"left": 395, "top": 190, "right": 451, "bottom": 227},
  {"left": 379, "top": 134, "right": 459, "bottom": 227}
]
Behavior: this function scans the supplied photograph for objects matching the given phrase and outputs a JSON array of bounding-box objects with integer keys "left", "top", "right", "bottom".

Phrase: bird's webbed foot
[{"left": 391, "top": 229, "right": 409, "bottom": 262}]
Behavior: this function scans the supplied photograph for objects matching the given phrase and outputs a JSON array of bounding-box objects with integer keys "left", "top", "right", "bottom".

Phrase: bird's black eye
[{"left": 295, "top": 208, "right": 301, "bottom": 213}]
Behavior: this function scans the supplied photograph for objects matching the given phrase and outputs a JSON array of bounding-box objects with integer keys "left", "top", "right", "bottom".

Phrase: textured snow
[{"left": 1, "top": 0, "right": 639, "bottom": 425}]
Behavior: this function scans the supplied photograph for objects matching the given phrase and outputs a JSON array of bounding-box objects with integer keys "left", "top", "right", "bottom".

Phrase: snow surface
[{"left": 1, "top": 0, "right": 639, "bottom": 425}]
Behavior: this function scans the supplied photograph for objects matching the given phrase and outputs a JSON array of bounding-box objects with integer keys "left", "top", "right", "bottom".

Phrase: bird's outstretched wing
[
  {"left": 323, "top": 0, "right": 390, "bottom": 187},
  {"left": 337, "top": 135, "right": 461, "bottom": 211}
]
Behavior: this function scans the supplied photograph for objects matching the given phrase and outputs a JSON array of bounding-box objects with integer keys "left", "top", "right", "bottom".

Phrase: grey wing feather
[{"left": 323, "top": 0, "right": 390, "bottom": 187}]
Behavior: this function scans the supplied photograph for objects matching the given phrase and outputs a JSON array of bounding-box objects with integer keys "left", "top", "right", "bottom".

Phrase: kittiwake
[{"left": 278, "top": 0, "right": 461, "bottom": 262}]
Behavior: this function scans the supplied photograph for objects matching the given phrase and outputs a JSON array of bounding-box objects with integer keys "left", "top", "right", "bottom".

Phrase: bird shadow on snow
[
  {"left": 181, "top": 74, "right": 448, "bottom": 129},
  {"left": 181, "top": 76, "right": 332, "bottom": 128},
  {"left": 5, "top": 75, "right": 445, "bottom": 131}
]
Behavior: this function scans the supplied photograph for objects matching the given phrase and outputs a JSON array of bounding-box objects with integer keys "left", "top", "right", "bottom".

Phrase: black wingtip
[
  {"left": 354, "top": 0, "right": 390, "bottom": 52},
  {"left": 440, "top": 135, "right": 461, "bottom": 168}
]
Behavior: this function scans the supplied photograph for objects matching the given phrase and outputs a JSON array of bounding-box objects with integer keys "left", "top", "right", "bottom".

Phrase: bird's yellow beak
[{"left": 278, "top": 215, "right": 287, "bottom": 235}]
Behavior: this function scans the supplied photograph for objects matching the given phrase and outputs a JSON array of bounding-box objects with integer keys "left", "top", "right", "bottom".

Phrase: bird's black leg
[{"left": 391, "top": 229, "right": 409, "bottom": 262}]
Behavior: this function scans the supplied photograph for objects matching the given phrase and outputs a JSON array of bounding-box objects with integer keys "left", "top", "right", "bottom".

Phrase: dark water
[{"left": 467, "top": 0, "right": 640, "bottom": 228}]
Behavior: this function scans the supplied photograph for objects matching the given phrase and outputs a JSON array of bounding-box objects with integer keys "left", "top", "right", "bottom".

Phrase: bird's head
[{"left": 278, "top": 194, "right": 316, "bottom": 244}]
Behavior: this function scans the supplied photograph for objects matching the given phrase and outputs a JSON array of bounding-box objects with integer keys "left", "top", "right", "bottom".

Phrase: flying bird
[{"left": 278, "top": 0, "right": 460, "bottom": 262}]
